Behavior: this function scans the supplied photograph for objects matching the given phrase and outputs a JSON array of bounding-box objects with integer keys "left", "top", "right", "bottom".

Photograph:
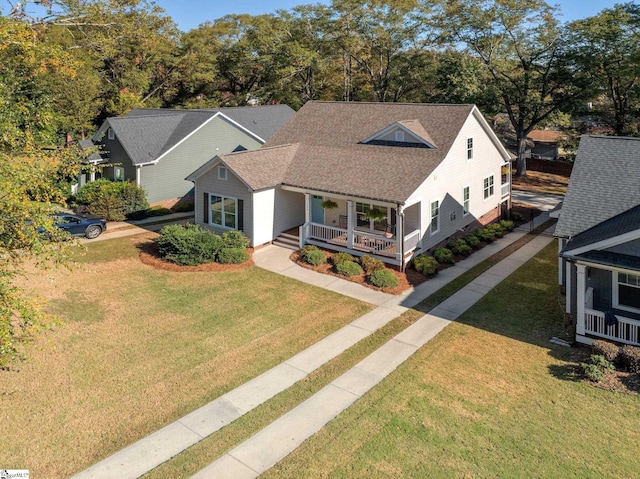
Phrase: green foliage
[
  {"left": 335, "top": 260, "right": 363, "bottom": 277},
  {"left": 413, "top": 254, "right": 439, "bottom": 276},
  {"left": 145, "top": 206, "right": 174, "bottom": 217},
  {"left": 448, "top": 239, "right": 472, "bottom": 257},
  {"left": 620, "top": 345, "right": 640, "bottom": 374},
  {"left": 75, "top": 180, "right": 149, "bottom": 221},
  {"left": 171, "top": 201, "right": 195, "bottom": 213},
  {"left": 221, "top": 230, "right": 250, "bottom": 249},
  {"left": 155, "top": 223, "right": 221, "bottom": 266},
  {"left": 475, "top": 227, "right": 496, "bottom": 243},
  {"left": 510, "top": 211, "right": 525, "bottom": 223},
  {"left": 331, "top": 252, "right": 355, "bottom": 265},
  {"left": 486, "top": 223, "right": 505, "bottom": 238},
  {"left": 583, "top": 354, "right": 615, "bottom": 383},
  {"left": 464, "top": 233, "right": 480, "bottom": 249},
  {"left": 360, "top": 255, "right": 385, "bottom": 273},
  {"left": 301, "top": 245, "right": 326, "bottom": 266},
  {"left": 217, "top": 247, "right": 250, "bottom": 264},
  {"left": 368, "top": 268, "right": 399, "bottom": 288},
  {"left": 499, "top": 220, "right": 515, "bottom": 231},
  {"left": 591, "top": 339, "right": 619, "bottom": 364},
  {"left": 433, "top": 247, "right": 455, "bottom": 265}
]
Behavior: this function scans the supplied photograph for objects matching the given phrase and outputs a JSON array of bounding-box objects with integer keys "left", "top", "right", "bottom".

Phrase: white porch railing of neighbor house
[
  {"left": 501, "top": 182, "right": 510, "bottom": 197},
  {"left": 585, "top": 309, "right": 640, "bottom": 345},
  {"left": 403, "top": 229, "right": 420, "bottom": 254}
]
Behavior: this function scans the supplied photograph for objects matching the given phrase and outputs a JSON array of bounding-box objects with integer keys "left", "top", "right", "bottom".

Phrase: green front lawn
[
  {"left": 0, "top": 234, "right": 372, "bottom": 478},
  {"left": 262, "top": 242, "right": 640, "bottom": 478}
]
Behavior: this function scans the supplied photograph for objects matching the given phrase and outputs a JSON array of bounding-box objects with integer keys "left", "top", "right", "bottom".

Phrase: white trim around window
[
  {"left": 463, "top": 185, "right": 470, "bottom": 216},
  {"left": 613, "top": 271, "right": 640, "bottom": 313},
  {"left": 483, "top": 175, "right": 494, "bottom": 199},
  {"left": 466, "top": 137, "right": 473, "bottom": 161},
  {"left": 208, "top": 193, "right": 237, "bottom": 229},
  {"left": 218, "top": 165, "right": 228, "bottom": 181},
  {"left": 107, "top": 128, "right": 114, "bottom": 140},
  {"left": 430, "top": 199, "right": 440, "bottom": 235},
  {"left": 114, "top": 166, "right": 125, "bottom": 181}
]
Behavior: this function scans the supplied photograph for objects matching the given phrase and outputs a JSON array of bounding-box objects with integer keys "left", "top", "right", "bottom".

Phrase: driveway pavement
[{"left": 72, "top": 205, "right": 557, "bottom": 479}]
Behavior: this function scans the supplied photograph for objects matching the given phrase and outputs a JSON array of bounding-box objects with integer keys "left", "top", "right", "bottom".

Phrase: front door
[{"left": 311, "top": 195, "right": 324, "bottom": 224}]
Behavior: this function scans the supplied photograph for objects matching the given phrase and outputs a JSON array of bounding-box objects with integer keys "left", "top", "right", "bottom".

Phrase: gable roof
[
  {"left": 555, "top": 135, "right": 640, "bottom": 239},
  {"left": 92, "top": 105, "right": 295, "bottom": 166},
  {"left": 198, "top": 101, "right": 509, "bottom": 204}
]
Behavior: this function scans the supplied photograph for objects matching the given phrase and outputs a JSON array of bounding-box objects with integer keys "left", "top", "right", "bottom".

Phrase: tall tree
[
  {"left": 438, "top": 0, "right": 589, "bottom": 176},
  {"left": 569, "top": 2, "right": 640, "bottom": 136}
]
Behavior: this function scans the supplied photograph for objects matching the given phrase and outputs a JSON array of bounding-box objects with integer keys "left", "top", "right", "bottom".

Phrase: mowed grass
[
  {"left": 262, "top": 242, "right": 640, "bottom": 479},
  {"left": 0, "top": 234, "right": 372, "bottom": 478}
]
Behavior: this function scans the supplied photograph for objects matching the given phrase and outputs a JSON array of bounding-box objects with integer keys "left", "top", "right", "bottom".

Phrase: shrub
[
  {"left": 510, "top": 211, "right": 525, "bottom": 223},
  {"left": 591, "top": 339, "right": 619, "bottom": 364},
  {"left": 413, "top": 254, "right": 438, "bottom": 276},
  {"left": 221, "top": 230, "right": 250, "bottom": 249},
  {"left": 368, "top": 269, "right": 399, "bottom": 288},
  {"left": 620, "top": 345, "right": 640, "bottom": 374},
  {"left": 155, "top": 223, "right": 222, "bottom": 265},
  {"left": 146, "top": 206, "right": 174, "bottom": 217},
  {"left": 171, "top": 200, "right": 195, "bottom": 212},
  {"left": 331, "top": 252, "right": 355, "bottom": 265},
  {"left": 499, "top": 219, "right": 515, "bottom": 231},
  {"left": 464, "top": 234, "right": 480, "bottom": 249},
  {"left": 217, "top": 247, "right": 250, "bottom": 264},
  {"left": 75, "top": 179, "right": 149, "bottom": 221},
  {"left": 486, "top": 223, "right": 505, "bottom": 238},
  {"left": 448, "top": 239, "right": 472, "bottom": 257},
  {"left": 433, "top": 247, "right": 455, "bottom": 264},
  {"left": 335, "top": 260, "right": 363, "bottom": 277},
  {"left": 583, "top": 354, "right": 615, "bottom": 382},
  {"left": 475, "top": 227, "right": 495, "bottom": 243},
  {"left": 301, "top": 246, "right": 326, "bottom": 266},
  {"left": 360, "top": 255, "right": 385, "bottom": 273}
]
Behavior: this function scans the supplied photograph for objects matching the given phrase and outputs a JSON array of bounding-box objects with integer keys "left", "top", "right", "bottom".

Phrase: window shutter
[
  {"left": 203, "top": 192, "right": 209, "bottom": 223},
  {"left": 238, "top": 199, "right": 244, "bottom": 231}
]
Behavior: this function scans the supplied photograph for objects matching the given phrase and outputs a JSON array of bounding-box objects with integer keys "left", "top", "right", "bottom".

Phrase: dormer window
[
  {"left": 361, "top": 120, "right": 436, "bottom": 149},
  {"left": 108, "top": 128, "right": 114, "bottom": 140}
]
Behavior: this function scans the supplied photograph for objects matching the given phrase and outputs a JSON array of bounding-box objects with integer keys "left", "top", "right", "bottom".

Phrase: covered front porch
[
  {"left": 573, "top": 263, "right": 640, "bottom": 346},
  {"left": 296, "top": 192, "right": 421, "bottom": 267}
]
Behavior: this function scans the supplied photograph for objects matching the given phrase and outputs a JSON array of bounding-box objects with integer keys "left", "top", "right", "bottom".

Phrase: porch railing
[
  {"left": 501, "top": 182, "right": 510, "bottom": 197},
  {"left": 585, "top": 308, "right": 640, "bottom": 345},
  {"left": 403, "top": 229, "right": 420, "bottom": 255},
  {"left": 352, "top": 231, "right": 397, "bottom": 257},
  {"left": 309, "top": 223, "right": 347, "bottom": 244}
]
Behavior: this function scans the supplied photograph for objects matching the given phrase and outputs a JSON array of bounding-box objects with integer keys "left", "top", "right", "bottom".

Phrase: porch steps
[{"left": 273, "top": 232, "right": 300, "bottom": 250}]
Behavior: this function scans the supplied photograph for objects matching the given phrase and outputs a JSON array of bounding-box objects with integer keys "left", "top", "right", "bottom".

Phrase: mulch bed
[
  {"left": 137, "top": 240, "right": 254, "bottom": 272},
  {"left": 290, "top": 250, "right": 426, "bottom": 295}
]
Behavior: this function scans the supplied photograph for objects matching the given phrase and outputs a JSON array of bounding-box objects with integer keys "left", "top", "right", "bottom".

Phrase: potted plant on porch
[
  {"left": 364, "top": 206, "right": 393, "bottom": 237},
  {"left": 321, "top": 199, "right": 338, "bottom": 210}
]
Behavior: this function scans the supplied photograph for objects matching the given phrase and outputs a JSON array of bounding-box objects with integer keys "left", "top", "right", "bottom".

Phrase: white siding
[
  {"left": 407, "top": 111, "right": 505, "bottom": 251},
  {"left": 273, "top": 189, "right": 305, "bottom": 236},
  {"left": 252, "top": 189, "right": 276, "bottom": 246}
]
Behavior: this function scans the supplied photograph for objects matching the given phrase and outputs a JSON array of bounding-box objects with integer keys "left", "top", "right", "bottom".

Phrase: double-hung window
[
  {"left": 483, "top": 175, "right": 494, "bottom": 199},
  {"left": 209, "top": 194, "right": 237, "bottom": 229},
  {"left": 614, "top": 272, "right": 640, "bottom": 312},
  {"left": 430, "top": 200, "right": 440, "bottom": 234},
  {"left": 467, "top": 138, "right": 473, "bottom": 160},
  {"left": 463, "top": 186, "right": 470, "bottom": 215}
]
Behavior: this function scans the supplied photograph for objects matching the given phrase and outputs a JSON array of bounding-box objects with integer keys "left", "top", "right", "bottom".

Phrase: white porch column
[
  {"left": 558, "top": 239, "right": 565, "bottom": 285},
  {"left": 576, "top": 264, "right": 587, "bottom": 336},
  {"left": 89, "top": 170, "right": 96, "bottom": 182},
  {"left": 135, "top": 165, "right": 141, "bottom": 186},
  {"left": 396, "top": 205, "right": 404, "bottom": 262},
  {"left": 565, "top": 262, "right": 572, "bottom": 314},
  {"left": 346, "top": 200, "right": 354, "bottom": 249},
  {"left": 304, "top": 193, "right": 310, "bottom": 224}
]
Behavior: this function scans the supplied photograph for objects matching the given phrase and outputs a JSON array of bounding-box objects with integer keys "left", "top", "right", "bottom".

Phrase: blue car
[{"left": 54, "top": 214, "right": 107, "bottom": 239}]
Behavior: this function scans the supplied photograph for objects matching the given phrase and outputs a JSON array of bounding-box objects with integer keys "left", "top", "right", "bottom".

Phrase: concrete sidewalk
[
  {"left": 72, "top": 213, "right": 556, "bottom": 479},
  {"left": 192, "top": 228, "right": 557, "bottom": 478}
]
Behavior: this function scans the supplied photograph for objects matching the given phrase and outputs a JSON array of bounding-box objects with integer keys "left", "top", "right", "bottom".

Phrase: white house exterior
[{"left": 187, "top": 101, "right": 513, "bottom": 267}]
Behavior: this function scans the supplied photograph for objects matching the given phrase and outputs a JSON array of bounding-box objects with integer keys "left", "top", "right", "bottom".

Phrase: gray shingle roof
[
  {"left": 99, "top": 105, "right": 295, "bottom": 166},
  {"left": 563, "top": 205, "right": 640, "bottom": 252},
  {"left": 555, "top": 135, "right": 640, "bottom": 238},
  {"left": 215, "top": 101, "right": 487, "bottom": 204}
]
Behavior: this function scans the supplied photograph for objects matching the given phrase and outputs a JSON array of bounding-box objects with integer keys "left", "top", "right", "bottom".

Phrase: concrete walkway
[
  {"left": 82, "top": 212, "right": 194, "bottom": 242},
  {"left": 72, "top": 210, "right": 558, "bottom": 479}
]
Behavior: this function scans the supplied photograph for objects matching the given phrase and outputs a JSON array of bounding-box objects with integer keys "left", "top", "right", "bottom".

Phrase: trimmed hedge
[
  {"left": 583, "top": 354, "right": 614, "bottom": 383},
  {"left": 221, "top": 230, "right": 250, "bottom": 249},
  {"left": 486, "top": 223, "right": 505, "bottom": 238},
  {"left": 434, "top": 247, "right": 455, "bottom": 264},
  {"left": 75, "top": 179, "right": 149, "bottom": 221},
  {"left": 301, "top": 245, "right": 326, "bottom": 266},
  {"left": 475, "top": 227, "right": 496, "bottom": 243},
  {"left": 335, "top": 260, "right": 363, "bottom": 277},
  {"left": 620, "top": 345, "right": 640, "bottom": 374},
  {"left": 464, "top": 234, "right": 480, "bottom": 249},
  {"left": 499, "top": 219, "right": 515, "bottom": 231},
  {"left": 360, "top": 255, "right": 385, "bottom": 273},
  {"left": 155, "top": 223, "right": 221, "bottom": 266},
  {"left": 414, "top": 254, "right": 438, "bottom": 275},
  {"left": 368, "top": 269, "right": 399, "bottom": 288},
  {"left": 218, "top": 247, "right": 250, "bottom": 264},
  {"left": 591, "top": 339, "right": 619, "bottom": 364},
  {"left": 331, "top": 252, "right": 355, "bottom": 265},
  {"left": 448, "top": 239, "right": 472, "bottom": 257}
]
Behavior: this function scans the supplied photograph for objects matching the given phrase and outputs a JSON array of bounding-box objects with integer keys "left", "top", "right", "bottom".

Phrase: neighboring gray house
[
  {"left": 187, "top": 101, "right": 513, "bottom": 267},
  {"left": 78, "top": 105, "right": 295, "bottom": 204},
  {"left": 555, "top": 135, "right": 640, "bottom": 346}
]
